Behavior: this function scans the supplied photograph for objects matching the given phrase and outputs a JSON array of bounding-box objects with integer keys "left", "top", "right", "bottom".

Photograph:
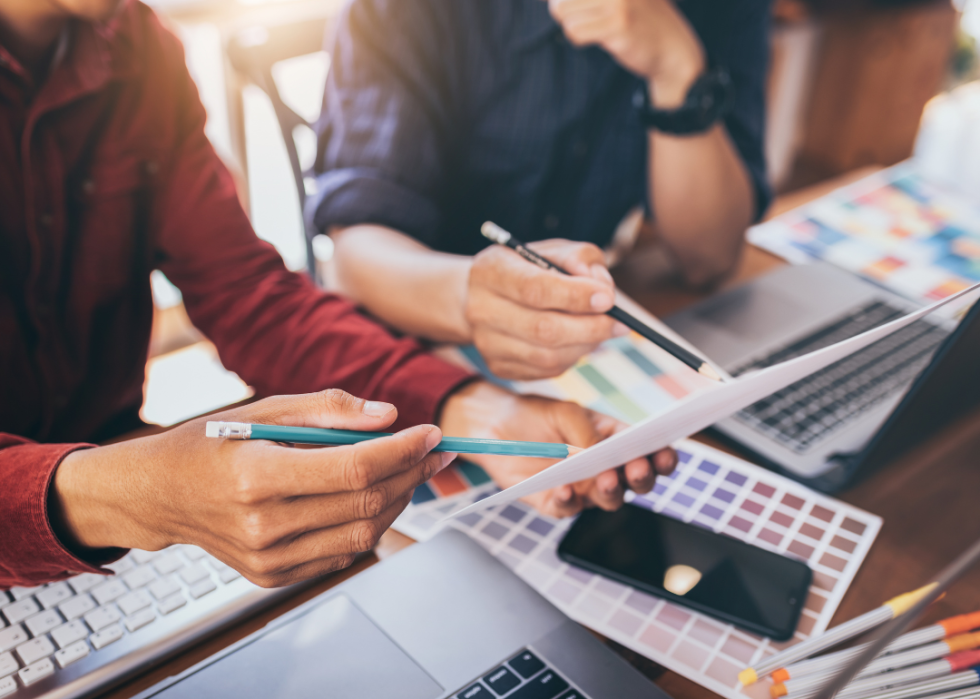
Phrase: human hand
[
  {"left": 52, "top": 390, "right": 454, "bottom": 587},
  {"left": 548, "top": 0, "right": 706, "bottom": 107},
  {"left": 438, "top": 380, "right": 677, "bottom": 517},
  {"left": 466, "top": 239, "right": 622, "bottom": 380}
]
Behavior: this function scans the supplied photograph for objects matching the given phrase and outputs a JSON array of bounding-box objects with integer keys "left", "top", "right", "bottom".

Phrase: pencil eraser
[
  {"left": 739, "top": 668, "right": 758, "bottom": 686},
  {"left": 205, "top": 421, "right": 220, "bottom": 438},
  {"left": 772, "top": 669, "right": 790, "bottom": 683},
  {"left": 771, "top": 683, "right": 788, "bottom": 698}
]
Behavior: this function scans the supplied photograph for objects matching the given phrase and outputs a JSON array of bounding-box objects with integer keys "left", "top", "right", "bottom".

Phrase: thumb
[{"left": 251, "top": 389, "right": 398, "bottom": 432}]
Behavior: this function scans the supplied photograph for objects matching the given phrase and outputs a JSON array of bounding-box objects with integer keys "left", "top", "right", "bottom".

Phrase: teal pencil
[{"left": 205, "top": 421, "right": 582, "bottom": 459}]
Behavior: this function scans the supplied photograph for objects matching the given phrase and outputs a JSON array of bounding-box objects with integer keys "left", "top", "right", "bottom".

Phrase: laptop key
[
  {"left": 84, "top": 605, "right": 122, "bottom": 632},
  {"left": 0, "top": 626, "right": 28, "bottom": 654},
  {"left": 54, "top": 640, "right": 90, "bottom": 669},
  {"left": 0, "top": 676, "right": 16, "bottom": 698},
  {"left": 90, "top": 623, "right": 124, "bottom": 650},
  {"left": 458, "top": 682, "right": 494, "bottom": 699},
  {"left": 484, "top": 665, "right": 521, "bottom": 695},
  {"left": 2, "top": 598, "right": 40, "bottom": 625},
  {"left": 18, "top": 657, "right": 55, "bottom": 686},
  {"left": 36, "top": 582, "right": 73, "bottom": 609},
  {"left": 25, "top": 608, "right": 63, "bottom": 637},
  {"left": 557, "top": 691, "right": 588, "bottom": 699},
  {"left": 508, "top": 650, "right": 546, "bottom": 679},
  {"left": 16, "top": 636, "right": 56, "bottom": 666},
  {"left": 51, "top": 620, "right": 90, "bottom": 649},
  {"left": 0, "top": 652, "right": 17, "bottom": 679},
  {"left": 59, "top": 593, "right": 97, "bottom": 621},
  {"left": 509, "top": 670, "right": 569, "bottom": 699}
]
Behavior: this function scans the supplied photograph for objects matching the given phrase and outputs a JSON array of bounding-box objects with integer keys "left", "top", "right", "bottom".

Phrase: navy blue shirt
[{"left": 312, "top": 0, "right": 772, "bottom": 257}]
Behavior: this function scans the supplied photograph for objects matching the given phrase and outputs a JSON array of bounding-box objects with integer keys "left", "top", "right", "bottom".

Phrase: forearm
[
  {"left": 648, "top": 125, "right": 754, "bottom": 286},
  {"left": 331, "top": 225, "right": 473, "bottom": 343}
]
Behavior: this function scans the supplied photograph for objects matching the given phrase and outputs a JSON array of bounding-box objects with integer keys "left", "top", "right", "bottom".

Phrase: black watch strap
[{"left": 636, "top": 66, "right": 735, "bottom": 135}]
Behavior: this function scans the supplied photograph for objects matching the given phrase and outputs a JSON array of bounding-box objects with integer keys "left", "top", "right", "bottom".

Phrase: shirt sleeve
[
  {"left": 699, "top": 0, "right": 773, "bottom": 221},
  {"left": 0, "top": 435, "right": 124, "bottom": 588},
  {"left": 151, "top": 22, "right": 473, "bottom": 432},
  {"left": 309, "top": 0, "right": 458, "bottom": 245}
]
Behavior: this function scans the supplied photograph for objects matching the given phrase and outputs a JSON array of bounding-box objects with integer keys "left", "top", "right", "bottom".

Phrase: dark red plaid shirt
[{"left": 0, "top": 2, "right": 471, "bottom": 587}]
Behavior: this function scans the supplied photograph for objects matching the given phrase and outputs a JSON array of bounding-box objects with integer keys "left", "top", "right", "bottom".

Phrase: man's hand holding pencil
[{"left": 50, "top": 383, "right": 676, "bottom": 588}]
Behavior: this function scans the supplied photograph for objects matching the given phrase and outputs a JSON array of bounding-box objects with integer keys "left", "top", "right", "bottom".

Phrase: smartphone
[{"left": 557, "top": 504, "right": 812, "bottom": 640}]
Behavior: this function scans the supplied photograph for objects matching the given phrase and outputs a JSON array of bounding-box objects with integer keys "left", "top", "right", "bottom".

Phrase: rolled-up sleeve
[
  {"left": 310, "top": 0, "right": 457, "bottom": 245},
  {"left": 701, "top": 0, "right": 773, "bottom": 220},
  {"left": 0, "top": 435, "right": 124, "bottom": 588}
]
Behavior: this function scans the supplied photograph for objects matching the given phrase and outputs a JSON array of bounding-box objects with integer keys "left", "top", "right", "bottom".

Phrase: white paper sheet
[{"left": 448, "top": 281, "right": 980, "bottom": 519}]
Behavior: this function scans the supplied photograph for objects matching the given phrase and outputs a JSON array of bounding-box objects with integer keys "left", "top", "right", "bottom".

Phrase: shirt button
[{"left": 543, "top": 214, "right": 560, "bottom": 231}]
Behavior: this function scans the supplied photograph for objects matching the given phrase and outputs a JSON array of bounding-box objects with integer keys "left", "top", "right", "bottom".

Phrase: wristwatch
[{"left": 635, "top": 65, "right": 735, "bottom": 135}]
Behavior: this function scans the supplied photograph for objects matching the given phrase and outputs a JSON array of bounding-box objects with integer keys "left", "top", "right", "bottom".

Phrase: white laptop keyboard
[{"left": 0, "top": 546, "right": 295, "bottom": 699}]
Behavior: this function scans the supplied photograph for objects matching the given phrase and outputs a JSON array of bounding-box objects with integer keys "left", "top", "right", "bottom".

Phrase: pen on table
[
  {"left": 773, "top": 631, "right": 980, "bottom": 697},
  {"left": 772, "top": 611, "right": 980, "bottom": 683},
  {"left": 206, "top": 422, "right": 583, "bottom": 459},
  {"left": 780, "top": 649, "right": 980, "bottom": 699},
  {"left": 846, "top": 670, "right": 980, "bottom": 699},
  {"left": 739, "top": 583, "right": 938, "bottom": 686},
  {"left": 480, "top": 221, "right": 723, "bottom": 383}
]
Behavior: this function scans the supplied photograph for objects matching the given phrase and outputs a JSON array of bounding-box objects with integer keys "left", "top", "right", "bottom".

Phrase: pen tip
[{"left": 699, "top": 363, "right": 724, "bottom": 382}]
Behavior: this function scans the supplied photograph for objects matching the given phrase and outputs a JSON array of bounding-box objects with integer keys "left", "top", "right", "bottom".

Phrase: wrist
[
  {"left": 50, "top": 441, "right": 164, "bottom": 553},
  {"left": 437, "top": 379, "right": 518, "bottom": 437},
  {"left": 648, "top": 49, "right": 706, "bottom": 109},
  {"left": 49, "top": 449, "right": 117, "bottom": 552}
]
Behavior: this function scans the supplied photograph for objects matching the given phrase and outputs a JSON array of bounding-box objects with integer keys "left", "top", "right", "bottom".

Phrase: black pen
[{"left": 481, "top": 221, "right": 723, "bottom": 382}]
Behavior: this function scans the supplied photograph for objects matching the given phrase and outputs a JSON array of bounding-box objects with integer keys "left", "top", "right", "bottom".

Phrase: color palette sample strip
[
  {"left": 749, "top": 162, "right": 980, "bottom": 314},
  {"left": 394, "top": 440, "right": 881, "bottom": 699}
]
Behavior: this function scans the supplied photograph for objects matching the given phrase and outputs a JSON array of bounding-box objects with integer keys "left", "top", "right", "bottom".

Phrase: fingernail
[
  {"left": 425, "top": 427, "right": 442, "bottom": 452},
  {"left": 613, "top": 322, "right": 630, "bottom": 337},
  {"left": 591, "top": 264, "right": 614, "bottom": 285},
  {"left": 362, "top": 401, "right": 394, "bottom": 417},
  {"left": 590, "top": 292, "right": 613, "bottom": 311},
  {"left": 439, "top": 452, "right": 457, "bottom": 469}
]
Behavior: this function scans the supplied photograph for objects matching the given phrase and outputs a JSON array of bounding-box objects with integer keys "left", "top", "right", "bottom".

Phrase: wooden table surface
[{"left": 102, "top": 168, "right": 980, "bottom": 698}]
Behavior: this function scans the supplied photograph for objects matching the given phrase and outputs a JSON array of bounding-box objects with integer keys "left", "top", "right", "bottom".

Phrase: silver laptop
[
  {"left": 0, "top": 545, "right": 313, "bottom": 699},
  {"left": 665, "top": 262, "right": 980, "bottom": 490},
  {"left": 131, "top": 530, "right": 666, "bottom": 699}
]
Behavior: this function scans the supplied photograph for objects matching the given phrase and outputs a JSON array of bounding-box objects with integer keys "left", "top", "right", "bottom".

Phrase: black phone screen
[{"left": 557, "top": 505, "right": 812, "bottom": 640}]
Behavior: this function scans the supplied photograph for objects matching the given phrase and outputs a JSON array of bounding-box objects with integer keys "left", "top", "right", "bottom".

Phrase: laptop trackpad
[{"left": 151, "top": 594, "right": 442, "bottom": 699}]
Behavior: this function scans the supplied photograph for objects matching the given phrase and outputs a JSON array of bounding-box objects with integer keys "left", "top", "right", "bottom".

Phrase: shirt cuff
[
  {"left": 309, "top": 168, "right": 443, "bottom": 246},
  {"left": 375, "top": 352, "right": 476, "bottom": 432},
  {"left": 0, "top": 438, "right": 126, "bottom": 587}
]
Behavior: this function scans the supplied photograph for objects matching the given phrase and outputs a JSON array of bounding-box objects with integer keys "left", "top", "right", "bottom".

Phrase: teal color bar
[{"left": 246, "top": 424, "right": 571, "bottom": 459}]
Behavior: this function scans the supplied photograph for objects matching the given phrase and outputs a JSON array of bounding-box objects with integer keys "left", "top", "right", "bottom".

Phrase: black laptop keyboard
[
  {"left": 455, "top": 649, "right": 589, "bottom": 699},
  {"left": 730, "top": 301, "right": 950, "bottom": 453}
]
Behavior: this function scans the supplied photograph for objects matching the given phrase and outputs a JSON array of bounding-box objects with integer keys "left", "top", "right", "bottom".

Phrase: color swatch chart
[
  {"left": 749, "top": 163, "right": 980, "bottom": 313},
  {"left": 455, "top": 332, "right": 715, "bottom": 425},
  {"left": 393, "top": 440, "right": 881, "bottom": 699}
]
